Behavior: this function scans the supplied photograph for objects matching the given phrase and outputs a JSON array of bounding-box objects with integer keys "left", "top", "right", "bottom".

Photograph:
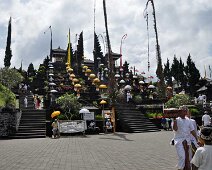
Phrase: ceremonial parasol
[{"left": 51, "top": 111, "right": 61, "bottom": 118}]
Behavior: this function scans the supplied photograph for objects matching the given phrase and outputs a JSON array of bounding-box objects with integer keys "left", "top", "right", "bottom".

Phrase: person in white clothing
[
  {"left": 172, "top": 106, "right": 198, "bottom": 170},
  {"left": 202, "top": 111, "right": 211, "bottom": 127},
  {"left": 186, "top": 110, "right": 200, "bottom": 169},
  {"left": 24, "top": 96, "right": 28, "bottom": 108},
  {"left": 126, "top": 91, "right": 132, "bottom": 103},
  {"left": 197, "top": 94, "right": 203, "bottom": 105},
  {"left": 191, "top": 127, "right": 212, "bottom": 170}
]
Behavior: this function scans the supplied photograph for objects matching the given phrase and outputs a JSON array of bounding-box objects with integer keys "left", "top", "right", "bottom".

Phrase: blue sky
[{"left": 0, "top": 0, "right": 212, "bottom": 79}]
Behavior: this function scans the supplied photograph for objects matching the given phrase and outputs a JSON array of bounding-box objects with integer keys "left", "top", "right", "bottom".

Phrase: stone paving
[{"left": 0, "top": 131, "right": 177, "bottom": 170}]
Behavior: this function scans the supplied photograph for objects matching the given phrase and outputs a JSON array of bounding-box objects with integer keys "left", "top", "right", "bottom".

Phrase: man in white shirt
[
  {"left": 202, "top": 111, "right": 211, "bottom": 127},
  {"left": 198, "top": 94, "right": 203, "bottom": 104},
  {"left": 172, "top": 106, "right": 198, "bottom": 170},
  {"left": 186, "top": 111, "right": 200, "bottom": 166},
  {"left": 191, "top": 127, "right": 212, "bottom": 170}
]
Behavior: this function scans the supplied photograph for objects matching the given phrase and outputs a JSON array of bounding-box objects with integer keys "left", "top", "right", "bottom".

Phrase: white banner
[
  {"left": 83, "top": 112, "right": 94, "bottom": 120},
  {"left": 59, "top": 120, "right": 86, "bottom": 133}
]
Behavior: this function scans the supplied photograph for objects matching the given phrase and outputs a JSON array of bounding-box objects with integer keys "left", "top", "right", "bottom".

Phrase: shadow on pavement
[{"left": 99, "top": 133, "right": 133, "bottom": 141}]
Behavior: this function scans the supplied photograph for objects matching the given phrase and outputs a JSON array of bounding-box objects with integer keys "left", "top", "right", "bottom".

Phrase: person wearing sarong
[{"left": 172, "top": 106, "right": 198, "bottom": 170}]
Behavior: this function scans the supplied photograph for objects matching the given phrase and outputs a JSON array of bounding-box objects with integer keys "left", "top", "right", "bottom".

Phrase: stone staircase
[
  {"left": 11, "top": 93, "right": 46, "bottom": 139},
  {"left": 116, "top": 103, "right": 160, "bottom": 133}
]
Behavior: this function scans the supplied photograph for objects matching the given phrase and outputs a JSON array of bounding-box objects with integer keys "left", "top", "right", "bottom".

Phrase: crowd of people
[
  {"left": 23, "top": 95, "right": 42, "bottom": 109},
  {"left": 170, "top": 106, "right": 212, "bottom": 170}
]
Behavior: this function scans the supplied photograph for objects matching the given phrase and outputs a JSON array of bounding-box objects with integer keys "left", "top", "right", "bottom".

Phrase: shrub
[
  {"left": 56, "top": 93, "right": 82, "bottom": 120},
  {"left": 0, "top": 68, "right": 23, "bottom": 89},
  {"left": 189, "top": 108, "right": 200, "bottom": 116},
  {"left": 165, "top": 94, "right": 191, "bottom": 108},
  {"left": 145, "top": 112, "right": 163, "bottom": 119},
  {"left": 133, "top": 95, "right": 142, "bottom": 104},
  {"left": 0, "top": 83, "right": 16, "bottom": 108},
  {"left": 95, "top": 114, "right": 103, "bottom": 120}
]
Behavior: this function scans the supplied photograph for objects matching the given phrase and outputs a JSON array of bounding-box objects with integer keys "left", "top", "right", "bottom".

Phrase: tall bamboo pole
[
  {"left": 144, "top": 0, "right": 165, "bottom": 98},
  {"left": 103, "top": 0, "right": 116, "bottom": 132}
]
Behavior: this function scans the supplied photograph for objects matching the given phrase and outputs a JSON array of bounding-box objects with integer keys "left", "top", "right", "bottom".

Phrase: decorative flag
[
  {"left": 209, "top": 65, "right": 211, "bottom": 78},
  {"left": 67, "top": 28, "right": 71, "bottom": 66},
  {"left": 204, "top": 65, "right": 206, "bottom": 78}
]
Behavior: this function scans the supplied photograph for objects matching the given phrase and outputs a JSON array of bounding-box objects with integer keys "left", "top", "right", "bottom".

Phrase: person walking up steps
[
  {"left": 36, "top": 96, "right": 41, "bottom": 109},
  {"left": 24, "top": 96, "right": 28, "bottom": 108},
  {"left": 202, "top": 111, "right": 211, "bottom": 127}
]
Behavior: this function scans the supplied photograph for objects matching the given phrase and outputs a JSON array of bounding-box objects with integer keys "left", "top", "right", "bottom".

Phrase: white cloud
[{"left": 0, "top": 0, "right": 211, "bottom": 78}]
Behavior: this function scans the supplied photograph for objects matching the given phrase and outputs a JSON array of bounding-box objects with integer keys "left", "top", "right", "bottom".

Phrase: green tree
[
  {"left": 0, "top": 67, "right": 23, "bottom": 89},
  {"left": 185, "top": 54, "right": 200, "bottom": 96},
  {"left": 56, "top": 93, "right": 82, "bottom": 120},
  {"left": 75, "top": 31, "right": 84, "bottom": 76},
  {"left": 26, "top": 63, "right": 36, "bottom": 88},
  {"left": 4, "top": 17, "right": 12, "bottom": 67},
  {"left": 27, "top": 63, "right": 36, "bottom": 77},
  {"left": 171, "top": 55, "right": 180, "bottom": 84},
  {"left": 93, "top": 32, "right": 104, "bottom": 74},
  {"left": 156, "top": 54, "right": 166, "bottom": 98},
  {"left": 164, "top": 58, "right": 172, "bottom": 86},
  {"left": 31, "top": 64, "right": 46, "bottom": 94},
  {"left": 178, "top": 58, "right": 187, "bottom": 90},
  {"left": 122, "top": 61, "right": 130, "bottom": 77}
]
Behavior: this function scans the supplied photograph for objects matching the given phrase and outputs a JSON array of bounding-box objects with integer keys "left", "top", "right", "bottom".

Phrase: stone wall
[{"left": 0, "top": 109, "right": 18, "bottom": 137}]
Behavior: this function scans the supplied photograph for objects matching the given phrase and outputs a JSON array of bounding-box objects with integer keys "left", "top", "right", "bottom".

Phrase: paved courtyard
[{"left": 0, "top": 131, "right": 177, "bottom": 170}]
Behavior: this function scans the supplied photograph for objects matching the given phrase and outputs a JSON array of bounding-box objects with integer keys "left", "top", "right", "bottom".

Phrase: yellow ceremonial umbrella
[{"left": 51, "top": 111, "right": 61, "bottom": 118}]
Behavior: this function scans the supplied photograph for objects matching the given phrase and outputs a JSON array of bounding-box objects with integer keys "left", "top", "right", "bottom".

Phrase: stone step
[
  {"left": 119, "top": 115, "right": 146, "bottom": 118},
  {"left": 116, "top": 104, "right": 160, "bottom": 133},
  {"left": 20, "top": 119, "right": 46, "bottom": 123},
  {"left": 10, "top": 134, "right": 46, "bottom": 139},
  {"left": 132, "top": 129, "right": 160, "bottom": 133},
  {"left": 17, "top": 129, "right": 46, "bottom": 133},
  {"left": 19, "top": 122, "right": 46, "bottom": 126},
  {"left": 120, "top": 117, "right": 152, "bottom": 123},
  {"left": 18, "top": 125, "right": 46, "bottom": 129},
  {"left": 124, "top": 121, "right": 153, "bottom": 124}
]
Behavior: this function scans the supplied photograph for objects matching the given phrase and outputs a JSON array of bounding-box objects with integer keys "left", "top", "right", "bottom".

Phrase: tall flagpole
[
  {"left": 67, "top": 28, "right": 71, "bottom": 67},
  {"left": 120, "top": 34, "right": 127, "bottom": 68}
]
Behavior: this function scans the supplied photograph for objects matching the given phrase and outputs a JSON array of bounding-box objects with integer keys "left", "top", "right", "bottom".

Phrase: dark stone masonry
[{"left": 0, "top": 109, "right": 20, "bottom": 137}]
